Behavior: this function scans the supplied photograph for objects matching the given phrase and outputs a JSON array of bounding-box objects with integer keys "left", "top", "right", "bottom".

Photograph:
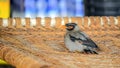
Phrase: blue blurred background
[{"left": 11, "top": 0, "right": 84, "bottom": 18}]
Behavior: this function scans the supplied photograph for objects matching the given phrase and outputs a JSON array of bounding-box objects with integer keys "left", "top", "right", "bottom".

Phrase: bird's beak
[
  {"left": 61, "top": 25, "right": 66, "bottom": 29},
  {"left": 61, "top": 25, "right": 74, "bottom": 30}
]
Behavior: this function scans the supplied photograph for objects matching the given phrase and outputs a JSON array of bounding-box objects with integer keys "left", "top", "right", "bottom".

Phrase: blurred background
[{"left": 0, "top": 0, "right": 120, "bottom": 18}]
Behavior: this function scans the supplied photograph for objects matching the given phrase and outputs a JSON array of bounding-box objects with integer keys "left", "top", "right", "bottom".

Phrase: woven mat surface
[{"left": 0, "top": 17, "right": 120, "bottom": 68}]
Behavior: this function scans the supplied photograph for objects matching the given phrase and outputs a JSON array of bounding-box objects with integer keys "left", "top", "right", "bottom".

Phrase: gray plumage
[{"left": 64, "top": 23, "right": 100, "bottom": 54}]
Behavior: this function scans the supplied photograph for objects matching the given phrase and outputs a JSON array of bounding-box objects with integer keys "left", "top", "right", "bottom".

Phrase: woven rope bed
[{"left": 0, "top": 16, "right": 120, "bottom": 68}]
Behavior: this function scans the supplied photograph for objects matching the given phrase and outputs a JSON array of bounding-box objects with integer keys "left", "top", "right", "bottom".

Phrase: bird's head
[{"left": 65, "top": 23, "right": 80, "bottom": 32}]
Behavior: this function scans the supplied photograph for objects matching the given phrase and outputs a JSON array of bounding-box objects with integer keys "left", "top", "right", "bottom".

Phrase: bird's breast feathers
[{"left": 65, "top": 35, "right": 86, "bottom": 52}]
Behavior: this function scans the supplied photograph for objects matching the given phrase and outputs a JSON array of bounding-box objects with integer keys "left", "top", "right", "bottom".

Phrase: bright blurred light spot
[{"left": 0, "top": 59, "right": 7, "bottom": 64}]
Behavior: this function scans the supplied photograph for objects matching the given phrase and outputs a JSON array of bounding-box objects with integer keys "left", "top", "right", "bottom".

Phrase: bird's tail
[{"left": 96, "top": 47, "right": 101, "bottom": 51}]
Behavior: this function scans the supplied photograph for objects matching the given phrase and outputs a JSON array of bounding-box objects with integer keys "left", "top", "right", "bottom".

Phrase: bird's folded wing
[{"left": 77, "top": 32, "right": 99, "bottom": 49}]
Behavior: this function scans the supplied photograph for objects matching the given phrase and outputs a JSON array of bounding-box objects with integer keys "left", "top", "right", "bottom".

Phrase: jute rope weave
[{"left": 0, "top": 16, "right": 120, "bottom": 68}]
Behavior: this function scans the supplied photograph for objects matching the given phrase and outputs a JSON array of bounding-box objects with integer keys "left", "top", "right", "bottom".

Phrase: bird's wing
[
  {"left": 77, "top": 32, "right": 99, "bottom": 49},
  {"left": 68, "top": 31, "right": 99, "bottom": 48},
  {"left": 69, "top": 34, "right": 77, "bottom": 42}
]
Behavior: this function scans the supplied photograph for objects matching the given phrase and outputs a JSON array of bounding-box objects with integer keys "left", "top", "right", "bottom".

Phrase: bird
[{"left": 64, "top": 23, "right": 100, "bottom": 54}]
